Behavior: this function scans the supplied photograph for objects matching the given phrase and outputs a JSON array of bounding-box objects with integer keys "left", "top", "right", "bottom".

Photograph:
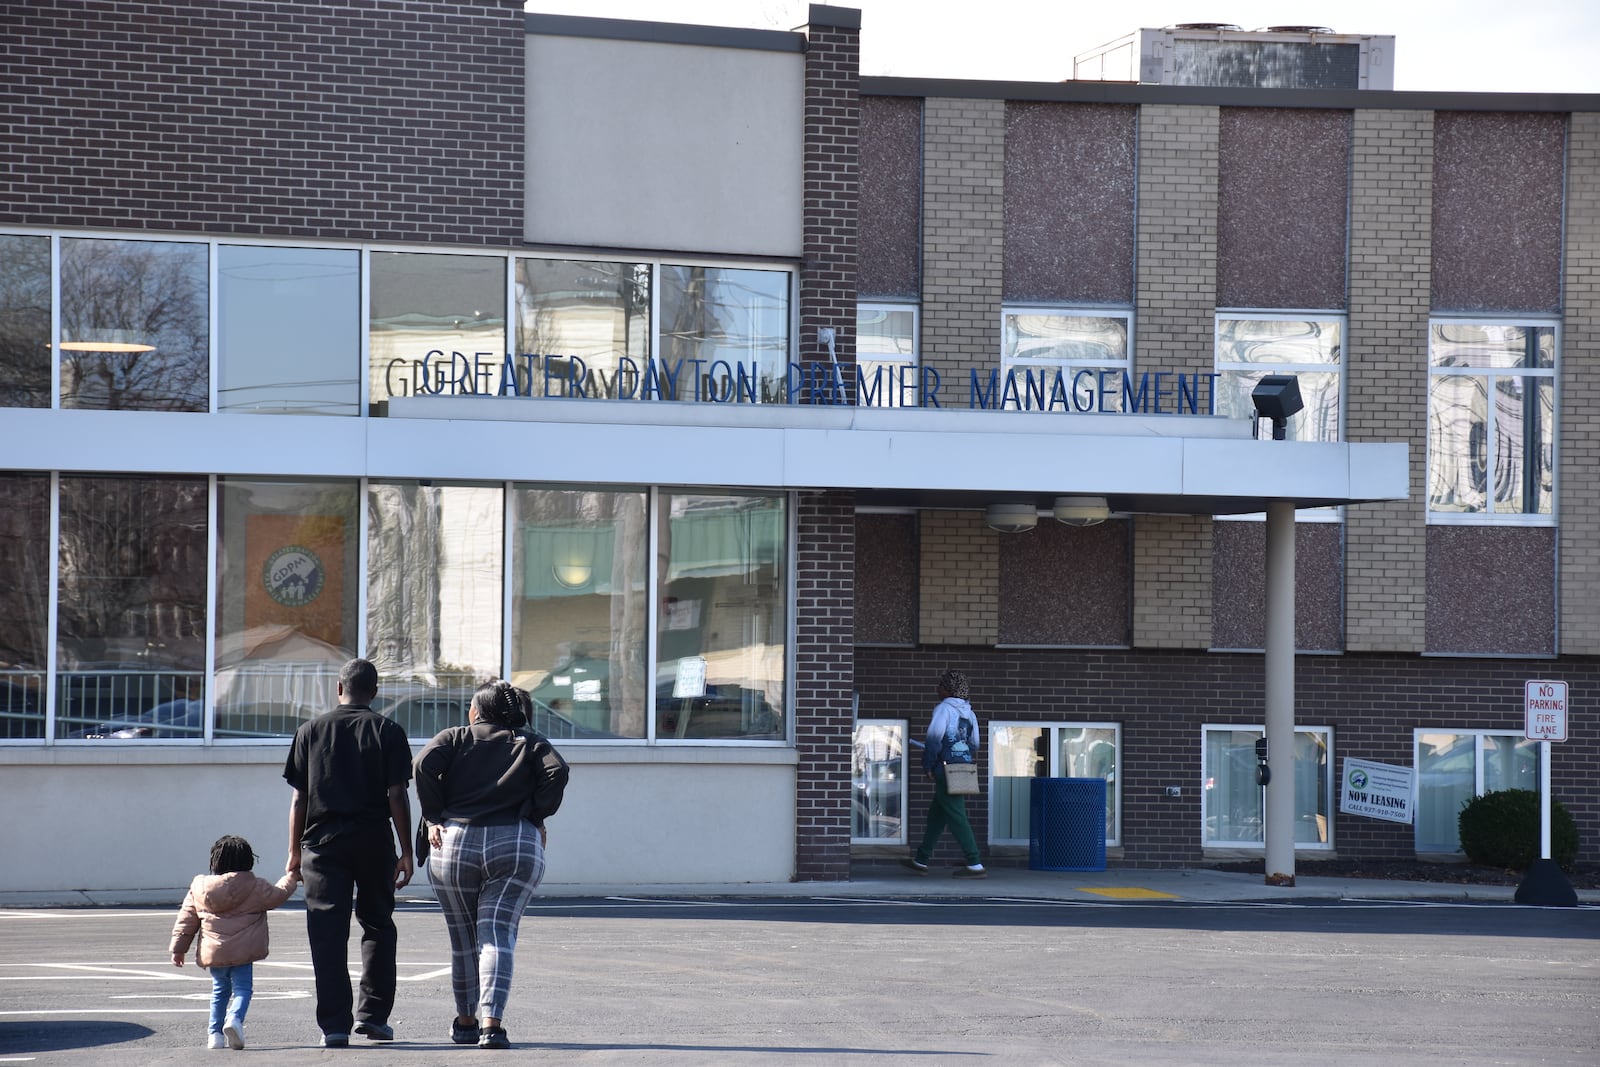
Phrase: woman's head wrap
[{"left": 939, "top": 669, "right": 970, "bottom": 699}]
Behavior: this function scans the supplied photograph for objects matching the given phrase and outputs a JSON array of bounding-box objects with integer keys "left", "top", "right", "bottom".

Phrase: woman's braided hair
[{"left": 472, "top": 679, "right": 528, "bottom": 729}]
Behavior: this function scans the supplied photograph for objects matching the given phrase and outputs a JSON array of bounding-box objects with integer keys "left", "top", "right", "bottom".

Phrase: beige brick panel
[
  {"left": 922, "top": 97, "right": 1005, "bottom": 391},
  {"left": 1346, "top": 109, "right": 1432, "bottom": 653},
  {"left": 1561, "top": 112, "right": 1600, "bottom": 654},
  {"left": 918, "top": 510, "right": 998, "bottom": 646},
  {"left": 1133, "top": 514, "right": 1212, "bottom": 648},
  {"left": 1131, "top": 106, "right": 1216, "bottom": 649},
  {"left": 1136, "top": 104, "right": 1218, "bottom": 379}
]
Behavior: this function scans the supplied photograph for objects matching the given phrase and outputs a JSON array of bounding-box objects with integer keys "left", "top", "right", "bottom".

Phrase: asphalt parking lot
[{"left": 3, "top": 882, "right": 1597, "bottom": 1066}]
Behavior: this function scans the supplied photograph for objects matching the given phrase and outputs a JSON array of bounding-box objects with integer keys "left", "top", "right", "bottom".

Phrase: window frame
[
  {"left": 988, "top": 721, "right": 1123, "bottom": 848},
  {"left": 854, "top": 301, "right": 920, "bottom": 408},
  {"left": 1425, "top": 315, "right": 1559, "bottom": 526},
  {"left": 1412, "top": 728, "right": 1542, "bottom": 854},
  {"left": 851, "top": 715, "right": 909, "bottom": 845},
  {"left": 1200, "top": 723, "right": 1334, "bottom": 851}
]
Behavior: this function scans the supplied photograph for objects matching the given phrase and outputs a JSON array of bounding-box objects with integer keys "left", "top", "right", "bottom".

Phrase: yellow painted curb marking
[{"left": 1076, "top": 887, "right": 1179, "bottom": 900}]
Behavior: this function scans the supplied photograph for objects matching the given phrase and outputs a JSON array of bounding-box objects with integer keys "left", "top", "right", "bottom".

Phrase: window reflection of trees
[
  {"left": 0, "top": 234, "right": 51, "bottom": 408},
  {"left": 659, "top": 266, "right": 789, "bottom": 401},
  {"left": 59, "top": 238, "right": 209, "bottom": 411},
  {"left": 1215, "top": 317, "right": 1341, "bottom": 444}
]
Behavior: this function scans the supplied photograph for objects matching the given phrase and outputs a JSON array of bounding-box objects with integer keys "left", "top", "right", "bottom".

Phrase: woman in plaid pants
[{"left": 414, "top": 681, "right": 548, "bottom": 1050}]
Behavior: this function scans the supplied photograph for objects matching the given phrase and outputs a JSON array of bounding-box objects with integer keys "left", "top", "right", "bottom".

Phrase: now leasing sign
[{"left": 1340, "top": 758, "right": 1415, "bottom": 824}]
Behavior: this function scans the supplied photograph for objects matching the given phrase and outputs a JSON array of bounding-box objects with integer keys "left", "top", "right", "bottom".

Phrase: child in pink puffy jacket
[{"left": 169, "top": 835, "right": 298, "bottom": 1050}]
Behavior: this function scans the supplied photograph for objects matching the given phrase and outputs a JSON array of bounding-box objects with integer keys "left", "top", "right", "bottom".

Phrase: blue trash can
[{"left": 1028, "top": 777, "right": 1107, "bottom": 871}]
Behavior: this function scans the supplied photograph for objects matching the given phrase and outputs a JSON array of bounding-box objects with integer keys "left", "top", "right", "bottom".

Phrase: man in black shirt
[{"left": 284, "top": 658, "right": 414, "bottom": 1047}]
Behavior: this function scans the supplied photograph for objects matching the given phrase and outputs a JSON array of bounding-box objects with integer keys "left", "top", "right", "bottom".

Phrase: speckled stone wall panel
[
  {"left": 1560, "top": 112, "right": 1600, "bottom": 655},
  {"left": 1003, "top": 102, "right": 1137, "bottom": 304},
  {"left": 1432, "top": 111, "right": 1565, "bottom": 313},
  {"left": 1211, "top": 520, "right": 1344, "bottom": 652},
  {"left": 997, "top": 519, "right": 1130, "bottom": 646},
  {"left": 859, "top": 97, "right": 923, "bottom": 300},
  {"left": 918, "top": 509, "right": 998, "bottom": 646},
  {"left": 854, "top": 645, "right": 1600, "bottom": 866},
  {"left": 1345, "top": 110, "right": 1432, "bottom": 653},
  {"left": 1135, "top": 105, "right": 1218, "bottom": 382},
  {"left": 1132, "top": 514, "right": 1212, "bottom": 649},
  {"left": 854, "top": 513, "right": 917, "bottom": 645},
  {"left": 922, "top": 98, "right": 1006, "bottom": 385},
  {"left": 1216, "top": 108, "right": 1350, "bottom": 310},
  {"left": 1425, "top": 526, "right": 1555, "bottom": 655}
]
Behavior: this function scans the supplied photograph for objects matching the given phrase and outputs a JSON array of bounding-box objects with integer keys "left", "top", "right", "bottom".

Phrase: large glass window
[
  {"left": 214, "top": 478, "right": 359, "bottom": 738},
  {"left": 852, "top": 718, "right": 907, "bottom": 843},
  {"left": 55, "top": 475, "right": 208, "bottom": 739},
  {"left": 1202, "top": 725, "right": 1332, "bottom": 848},
  {"left": 1427, "top": 320, "right": 1556, "bottom": 519},
  {"left": 1215, "top": 313, "right": 1343, "bottom": 442},
  {"left": 1415, "top": 730, "right": 1539, "bottom": 853},
  {"left": 855, "top": 303, "right": 919, "bottom": 408},
  {"left": 0, "top": 474, "right": 50, "bottom": 738},
  {"left": 515, "top": 258, "right": 650, "bottom": 398},
  {"left": 990, "top": 723, "right": 1121, "bottom": 846},
  {"left": 369, "top": 252, "right": 507, "bottom": 405},
  {"left": 510, "top": 486, "right": 650, "bottom": 740},
  {"left": 659, "top": 266, "right": 789, "bottom": 403},
  {"left": 58, "top": 237, "right": 209, "bottom": 411},
  {"left": 655, "top": 491, "right": 786, "bottom": 741},
  {"left": 367, "top": 482, "right": 504, "bottom": 740},
  {"left": 1000, "top": 307, "right": 1131, "bottom": 410},
  {"left": 0, "top": 233, "right": 51, "bottom": 408},
  {"left": 218, "top": 245, "right": 360, "bottom": 415}
]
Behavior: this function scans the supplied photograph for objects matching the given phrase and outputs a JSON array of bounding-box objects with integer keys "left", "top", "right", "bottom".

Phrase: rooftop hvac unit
[{"left": 1073, "top": 25, "right": 1395, "bottom": 90}]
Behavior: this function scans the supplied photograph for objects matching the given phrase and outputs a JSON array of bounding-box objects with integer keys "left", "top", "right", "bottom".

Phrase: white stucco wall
[
  {"left": 525, "top": 32, "right": 804, "bottom": 257},
  {"left": 0, "top": 746, "right": 798, "bottom": 896}
]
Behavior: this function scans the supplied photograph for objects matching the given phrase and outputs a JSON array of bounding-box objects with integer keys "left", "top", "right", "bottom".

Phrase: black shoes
[
  {"left": 450, "top": 1017, "right": 481, "bottom": 1045},
  {"left": 479, "top": 1025, "right": 511, "bottom": 1050}
]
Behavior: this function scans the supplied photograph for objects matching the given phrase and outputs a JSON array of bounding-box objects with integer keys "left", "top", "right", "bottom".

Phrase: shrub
[{"left": 1457, "top": 789, "right": 1578, "bottom": 871}]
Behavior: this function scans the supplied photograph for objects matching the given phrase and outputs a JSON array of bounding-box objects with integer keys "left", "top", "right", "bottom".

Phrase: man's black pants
[{"left": 300, "top": 831, "right": 398, "bottom": 1037}]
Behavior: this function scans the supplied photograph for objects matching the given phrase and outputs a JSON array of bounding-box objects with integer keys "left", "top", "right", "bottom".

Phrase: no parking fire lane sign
[{"left": 1524, "top": 680, "right": 1568, "bottom": 742}]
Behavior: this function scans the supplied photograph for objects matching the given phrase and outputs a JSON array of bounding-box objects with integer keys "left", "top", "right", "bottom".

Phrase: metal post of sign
[{"left": 1515, "top": 680, "right": 1575, "bottom": 907}]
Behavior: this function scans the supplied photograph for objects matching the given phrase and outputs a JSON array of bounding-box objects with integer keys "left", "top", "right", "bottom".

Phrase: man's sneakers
[
  {"left": 223, "top": 1018, "right": 245, "bottom": 1049},
  {"left": 354, "top": 1020, "right": 395, "bottom": 1042},
  {"left": 207, "top": 1033, "right": 227, "bottom": 1050},
  {"left": 320, "top": 1033, "right": 349, "bottom": 1048},
  {"left": 899, "top": 856, "right": 930, "bottom": 874},
  {"left": 953, "top": 864, "right": 987, "bottom": 878}
]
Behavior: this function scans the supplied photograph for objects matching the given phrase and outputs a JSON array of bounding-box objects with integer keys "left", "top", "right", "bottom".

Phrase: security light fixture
[
  {"left": 984, "top": 503, "right": 1038, "bottom": 533},
  {"left": 1251, "top": 375, "right": 1304, "bottom": 441},
  {"left": 1053, "top": 496, "right": 1110, "bottom": 527}
]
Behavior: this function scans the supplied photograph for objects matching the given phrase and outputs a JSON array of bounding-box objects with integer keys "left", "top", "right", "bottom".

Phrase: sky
[{"left": 526, "top": 0, "right": 1599, "bottom": 93}]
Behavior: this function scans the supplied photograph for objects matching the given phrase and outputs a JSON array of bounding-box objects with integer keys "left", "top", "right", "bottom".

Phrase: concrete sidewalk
[{"left": 4, "top": 861, "right": 1595, "bottom": 909}]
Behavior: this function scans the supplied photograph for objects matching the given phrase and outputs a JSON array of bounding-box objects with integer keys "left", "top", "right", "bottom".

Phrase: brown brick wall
[
  {"left": 856, "top": 646, "right": 1600, "bottom": 867},
  {"left": 800, "top": 12, "right": 860, "bottom": 385},
  {"left": 1, "top": 0, "right": 525, "bottom": 244}
]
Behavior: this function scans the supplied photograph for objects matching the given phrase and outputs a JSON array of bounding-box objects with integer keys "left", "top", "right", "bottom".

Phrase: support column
[{"left": 1263, "top": 500, "right": 1296, "bottom": 886}]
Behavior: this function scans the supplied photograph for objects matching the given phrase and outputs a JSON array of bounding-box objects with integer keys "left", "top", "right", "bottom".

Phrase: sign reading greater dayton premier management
[
  {"left": 1339, "top": 758, "right": 1415, "bottom": 825},
  {"left": 381, "top": 354, "right": 1221, "bottom": 415}
]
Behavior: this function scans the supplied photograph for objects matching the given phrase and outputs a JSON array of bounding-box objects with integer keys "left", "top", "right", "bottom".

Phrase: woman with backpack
[
  {"left": 414, "top": 680, "right": 564, "bottom": 1050},
  {"left": 901, "top": 669, "right": 986, "bottom": 879}
]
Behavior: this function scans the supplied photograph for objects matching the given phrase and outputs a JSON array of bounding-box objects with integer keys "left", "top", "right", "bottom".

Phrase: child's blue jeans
[{"left": 208, "top": 963, "right": 254, "bottom": 1033}]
